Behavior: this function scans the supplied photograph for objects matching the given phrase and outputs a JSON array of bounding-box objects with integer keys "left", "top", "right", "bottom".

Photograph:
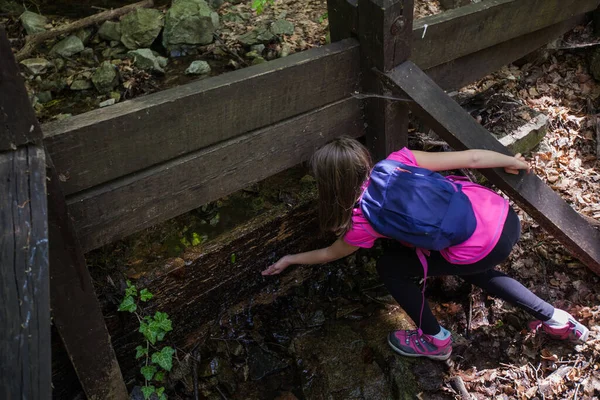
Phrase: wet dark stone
[{"left": 247, "top": 345, "right": 289, "bottom": 381}]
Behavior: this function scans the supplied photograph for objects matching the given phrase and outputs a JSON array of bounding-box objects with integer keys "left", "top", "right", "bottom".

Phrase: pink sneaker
[
  {"left": 387, "top": 330, "right": 452, "bottom": 361},
  {"left": 529, "top": 318, "right": 589, "bottom": 343}
]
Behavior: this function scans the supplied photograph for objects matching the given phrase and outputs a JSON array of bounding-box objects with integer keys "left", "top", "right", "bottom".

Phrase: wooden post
[
  {"left": 0, "top": 27, "right": 51, "bottom": 400},
  {"left": 327, "top": 0, "right": 358, "bottom": 42},
  {"left": 358, "top": 0, "right": 414, "bottom": 160}
]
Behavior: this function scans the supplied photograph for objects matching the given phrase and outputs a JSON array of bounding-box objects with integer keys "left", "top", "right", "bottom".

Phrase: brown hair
[{"left": 310, "top": 137, "right": 372, "bottom": 236}]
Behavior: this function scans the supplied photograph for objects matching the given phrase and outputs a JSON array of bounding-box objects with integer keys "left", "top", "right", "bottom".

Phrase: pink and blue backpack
[{"left": 360, "top": 159, "right": 477, "bottom": 250}]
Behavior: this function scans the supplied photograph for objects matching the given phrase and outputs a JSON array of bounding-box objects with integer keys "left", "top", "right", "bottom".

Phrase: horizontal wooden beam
[
  {"left": 412, "top": 0, "right": 599, "bottom": 70},
  {"left": 426, "top": 15, "right": 585, "bottom": 92},
  {"left": 68, "top": 98, "right": 363, "bottom": 251},
  {"left": 43, "top": 39, "right": 361, "bottom": 195},
  {"left": 381, "top": 61, "right": 600, "bottom": 274}
]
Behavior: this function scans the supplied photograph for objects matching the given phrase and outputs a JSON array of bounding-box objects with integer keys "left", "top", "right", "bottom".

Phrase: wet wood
[
  {"left": 15, "top": 0, "right": 154, "bottom": 61},
  {"left": 411, "top": 0, "right": 600, "bottom": 70},
  {"left": 0, "top": 27, "right": 51, "bottom": 400},
  {"left": 425, "top": 16, "right": 585, "bottom": 92},
  {"left": 47, "top": 151, "right": 128, "bottom": 400},
  {"left": 43, "top": 40, "right": 360, "bottom": 195},
  {"left": 0, "top": 27, "right": 45, "bottom": 151},
  {"left": 381, "top": 61, "right": 600, "bottom": 274},
  {"left": 67, "top": 97, "right": 363, "bottom": 251},
  {"left": 358, "top": 0, "right": 413, "bottom": 160},
  {"left": 0, "top": 146, "right": 50, "bottom": 400}
]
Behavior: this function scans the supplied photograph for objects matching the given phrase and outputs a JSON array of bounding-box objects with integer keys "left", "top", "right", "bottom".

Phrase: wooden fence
[{"left": 2, "top": 0, "right": 600, "bottom": 398}]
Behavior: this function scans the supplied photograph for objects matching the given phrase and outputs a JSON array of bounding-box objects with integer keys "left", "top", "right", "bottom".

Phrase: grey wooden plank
[
  {"left": 382, "top": 61, "right": 600, "bottom": 274},
  {"left": 0, "top": 146, "right": 50, "bottom": 400},
  {"left": 67, "top": 98, "right": 364, "bottom": 252},
  {"left": 43, "top": 39, "right": 361, "bottom": 195},
  {"left": 412, "top": 0, "right": 600, "bottom": 70}
]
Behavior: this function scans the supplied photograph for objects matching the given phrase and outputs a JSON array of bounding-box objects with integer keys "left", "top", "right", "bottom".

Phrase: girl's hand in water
[
  {"left": 262, "top": 256, "right": 292, "bottom": 275},
  {"left": 504, "top": 153, "right": 531, "bottom": 175}
]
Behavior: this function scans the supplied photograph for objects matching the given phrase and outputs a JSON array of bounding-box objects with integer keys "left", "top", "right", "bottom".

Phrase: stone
[
  {"left": 75, "top": 28, "right": 94, "bottom": 44},
  {"left": 251, "top": 57, "right": 266, "bottom": 65},
  {"left": 207, "top": 0, "right": 224, "bottom": 9},
  {"left": 99, "top": 98, "right": 116, "bottom": 107},
  {"left": 20, "top": 11, "right": 47, "bottom": 35},
  {"left": 98, "top": 21, "right": 122, "bottom": 42},
  {"left": 499, "top": 113, "right": 548, "bottom": 155},
  {"left": 163, "top": 0, "right": 220, "bottom": 50},
  {"left": 92, "top": 61, "right": 119, "bottom": 93},
  {"left": 247, "top": 345, "right": 288, "bottom": 381},
  {"left": 102, "top": 46, "right": 128, "bottom": 59},
  {"left": 128, "top": 48, "right": 167, "bottom": 73},
  {"left": 185, "top": 60, "right": 211, "bottom": 75},
  {"left": 590, "top": 48, "right": 600, "bottom": 81},
  {"left": 250, "top": 44, "right": 265, "bottom": 54},
  {"left": 238, "top": 26, "right": 274, "bottom": 46},
  {"left": 280, "top": 43, "right": 291, "bottom": 58},
  {"left": 70, "top": 79, "right": 92, "bottom": 91},
  {"left": 270, "top": 19, "right": 294, "bottom": 36},
  {"left": 244, "top": 50, "right": 261, "bottom": 59},
  {"left": 0, "top": 0, "right": 24, "bottom": 14},
  {"left": 120, "top": 8, "right": 164, "bottom": 49},
  {"left": 50, "top": 35, "right": 85, "bottom": 58},
  {"left": 20, "top": 58, "right": 52, "bottom": 75},
  {"left": 36, "top": 91, "right": 52, "bottom": 103}
]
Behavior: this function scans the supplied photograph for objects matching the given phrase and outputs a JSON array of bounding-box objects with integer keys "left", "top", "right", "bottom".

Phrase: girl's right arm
[
  {"left": 261, "top": 238, "right": 359, "bottom": 276},
  {"left": 411, "top": 149, "right": 531, "bottom": 175}
]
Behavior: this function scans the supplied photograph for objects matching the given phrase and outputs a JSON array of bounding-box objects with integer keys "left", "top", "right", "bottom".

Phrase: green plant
[
  {"left": 119, "top": 281, "right": 174, "bottom": 400},
  {"left": 318, "top": 12, "right": 328, "bottom": 23},
  {"left": 251, "top": 0, "right": 274, "bottom": 14}
]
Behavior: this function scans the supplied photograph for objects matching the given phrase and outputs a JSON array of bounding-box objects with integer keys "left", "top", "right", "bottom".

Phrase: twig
[
  {"left": 573, "top": 381, "right": 581, "bottom": 400},
  {"left": 15, "top": 0, "right": 154, "bottom": 61},
  {"left": 212, "top": 33, "right": 248, "bottom": 67},
  {"left": 215, "top": 385, "right": 229, "bottom": 400},
  {"left": 450, "top": 376, "right": 472, "bottom": 400},
  {"left": 192, "top": 349, "right": 200, "bottom": 400}
]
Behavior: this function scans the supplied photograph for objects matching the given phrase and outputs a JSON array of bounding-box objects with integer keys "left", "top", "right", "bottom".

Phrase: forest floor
[{"left": 4, "top": 0, "right": 600, "bottom": 398}]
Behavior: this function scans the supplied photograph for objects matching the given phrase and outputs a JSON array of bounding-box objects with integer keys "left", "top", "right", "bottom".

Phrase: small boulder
[
  {"left": 70, "top": 79, "right": 92, "bottom": 91},
  {"left": 163, "top": 0, "right": 219, "bottom": 50},
  {"left": 279, "top": 43, "right": 291, "bottom": 58},
  {"left": 185, "top": 60, "right": 211, "bottom": 75},
  {"left": 36, "top": 91, "right": 52, "bottom": 104},
  {"left": 120, "top": 8, "right": 164, "bottom": 49},
  {"left": 75, "top": 28, "right": 94, "bottom": 44},
  {"left": 238, "top": 26, "right": 275, "bottom": 46},
  {"left": 270, "top": 19, "right": 294, "bottom": 36},
  {"left": 20, "top": 58, "right": 52, "bottom": 75},
  {"left": 20, "top": 11, "right": 47, "bottom": 35},
  {"left": 98, "top": 21, "right": 122, "bottom": 42},
  {"left": 128, "top": 48, "right": 168, "bottom": 73},
  {"left": 92, "top": 61, "right": 119, "bottom": 93},
  {"left": 50, "top": 35, "right": 85, "bottom": 58}
]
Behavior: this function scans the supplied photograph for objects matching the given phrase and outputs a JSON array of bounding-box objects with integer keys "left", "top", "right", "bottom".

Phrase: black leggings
[{"left": 376, "top": 207, "right": 555, "bottom": 335}]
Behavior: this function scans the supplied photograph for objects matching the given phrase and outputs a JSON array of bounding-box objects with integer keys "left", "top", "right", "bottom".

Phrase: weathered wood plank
[
  {"left": 425, "top": 16, "right": 585, "bottom": 91},
  {"left": 358, "top": 0, "right": 414, "bottom": 160},
  {"left": 47, "top": 151, "right": 129, "bottom": 400},
  {"left": 412, "top": 0, "right": 600, "bottom": 70},
  {"left": 381, "top": 61, "right": 600, "bottom": 274},
  {"left": 0, "top": 27, "right": 45, "bottom": 151},
  {"left": 43, "top": 39, "right": 360, "bottom": 196},
  {"left": 327, "top": 0, "right": 358, "bottom": 42},
  {"left": 0, "top": 146, "right": 50, "bottom": 400},
  {"left": 68, "top": 98, "right": 363, "bottom": 252}
]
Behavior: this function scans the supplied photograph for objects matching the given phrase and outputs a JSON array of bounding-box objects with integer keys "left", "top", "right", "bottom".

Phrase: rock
[
  {"left": 247, "top": 345, "right": 288, "bottom": 381},
  {"left": 20, "top": 11, "right": 47, "bottom": 35},
  {"left": 207, "top": 0, "right": 224, "bottom": 9},
  {"left": 120, "top": 8, "right": 164, "bottom": 49},
  {"left": 293, "top": 323, "right": 393, "bottom": 399},
  {"left": 245, "top": 50, "right": 261, "bottom": 59},
  {"left": 185, "top": 60, "right": 211, "bottom": 75},
  {"left": 54, "top": 58, "right": 65, "bottom": 71},
  {"left": 75, "top": 28, "right": 94, "bottom": 44},
  {"left": 251, "top": 57, "right": 266, "bottom": 65},
  {"left": 0, "top": 0, "right": 24, "bottom": 14},
  {"left": 590, "top": 48, "right": 600, "bottom": 81},
  {"left": 128, "top": 48, "right": 167, "bottom": 73},
  {"left": 270, "top": 19, "right": 294, "bottom": 36},
  {"left": 50, "top": 35, "right": 85, "bottom": 58},
  {"left": 70, "top": 79, "right": 92, "bottom": 91},
  {"left": 20, "top": 58, "right": 52, "bottom": 75},
  {"left": 98, "top": 21, "right": 122, "bottom": 42},
  {"left": 102, "top": 46, "right": 128, "bottom": 59},
  {"left": 251, "top": 44, "right": 265, "bottom": 54},
  {"left": 36, "top": 91, "right": 52, "bottom": 104},
  {"left": 238, "top": 26, "right": 274, "bottom": 46},
  {"left": 163, "top": 0, "right": 219, "bottom": 50},
  {"left": 92, "top": 61, "right": 119, "bottom": 93},
  {"left": 99, "top": 98, "right": 116, "bottom": 107},
  {"left": 80, "top": 48, "right": 95, "bottom": 61},
  {"left": 499, "top": 113, "right": 548, "bottom": 155},
  {"left": 280, "top": 43, "right": 291, "bottom": 58},
  {"left": 200, "top": 357, "right": 237, "bottom": 394}
]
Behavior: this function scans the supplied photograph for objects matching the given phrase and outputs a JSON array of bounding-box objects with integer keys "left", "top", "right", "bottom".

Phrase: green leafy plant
[
  {"left": 119, "top": 281, "right": 174, "bottom": 400},
  {"left": 318, "top": 12, "right": 328, "bottom": 23},
  {"left": 251, "top": 0, "right": 274, "bottom": 14}
]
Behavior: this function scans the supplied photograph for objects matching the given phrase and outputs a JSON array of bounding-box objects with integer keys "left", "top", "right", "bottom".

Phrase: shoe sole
[{"left": 387, "top": 336, "right": 452, "bottom": 361}]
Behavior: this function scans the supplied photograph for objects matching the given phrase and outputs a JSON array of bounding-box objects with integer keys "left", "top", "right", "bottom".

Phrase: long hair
[{"left": 310, "top": 137, "right": 372, "bottom": 236}]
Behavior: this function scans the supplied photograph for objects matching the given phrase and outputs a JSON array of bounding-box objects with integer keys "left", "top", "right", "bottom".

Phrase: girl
[{"left": 261, "top": 137, "right": 589, "bottom": 361}]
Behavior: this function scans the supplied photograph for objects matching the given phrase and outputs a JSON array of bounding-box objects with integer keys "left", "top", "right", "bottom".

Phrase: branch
[{"left": 15, "top": 0, "right": 154, "bottom": 61}]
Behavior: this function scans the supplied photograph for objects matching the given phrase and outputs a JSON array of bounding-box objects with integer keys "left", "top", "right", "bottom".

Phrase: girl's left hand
[
  {"left": 504, "top": 153, "right": 531, "bottom": 175},
  {"left": 262, "top": 256, "right": 292, "bottom": 276}
]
